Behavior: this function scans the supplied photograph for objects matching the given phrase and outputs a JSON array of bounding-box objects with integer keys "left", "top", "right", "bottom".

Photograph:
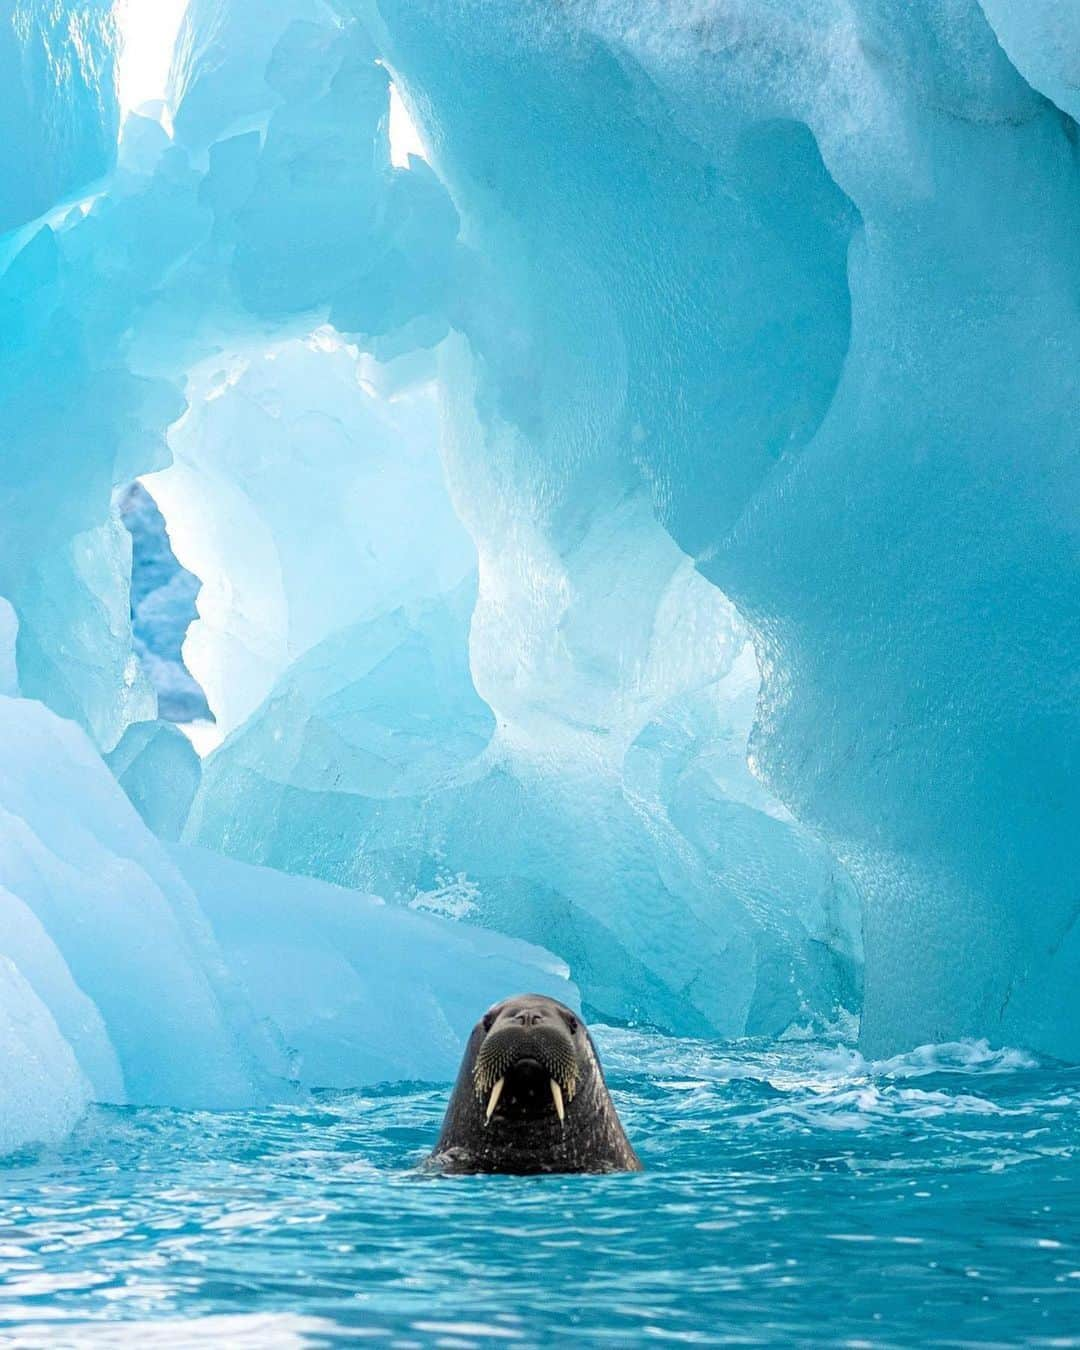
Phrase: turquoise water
[{"left": 1, "top": 1029, "right": 1077, "bottom": 1347}]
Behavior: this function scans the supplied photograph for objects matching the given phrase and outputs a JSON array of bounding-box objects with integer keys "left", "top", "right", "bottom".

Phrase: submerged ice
[{"left": 0, "top": 0, "right": 1077, "bottom": 1152}]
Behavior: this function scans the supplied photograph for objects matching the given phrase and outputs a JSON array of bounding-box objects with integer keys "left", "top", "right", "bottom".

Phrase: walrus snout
[{"left": 472, "top": 998, "right": 582, "bottom": 1125}]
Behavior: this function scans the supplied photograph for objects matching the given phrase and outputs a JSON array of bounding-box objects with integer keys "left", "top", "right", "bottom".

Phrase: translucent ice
[
  {"left": 105, "top": 718, "right": 202, "bottom": 842},
  {"left": 0, "top": 692, "right": 573, "bottom": 1151},
  {"left": 0, "top": 957, "right": 92, "bottom": 1157},
  {"left": 148, "top": 337, "right": 473, "bottom": 740},
  {"left": 1, "top": 0, "right": 1077, "bottom": 1085},
  {"left": 171, "top": 845, "right": 572, "bottom": 1087},
  {"left": 362, "top": 0, "right": 1080, "bottom": 1059},
  {"left": 978, "top": 1, "right": 1080, "bottom": 120},
  {"left": 185, "top": 485, "right": 860, "bottom": 1036},
  {"left": 0, "top": 1, "right": 118, "bottom": 234},
  {"left": 0, "top": 598, "right": 18, "bottom": 697},
  {"left": 0, "top": 694, "right": 273, "bottom": 1110}
]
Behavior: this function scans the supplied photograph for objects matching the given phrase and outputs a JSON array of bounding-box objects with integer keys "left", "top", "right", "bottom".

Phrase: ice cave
[{"left": 0, "top": 1, "right": 1077, "bottom": 1344}]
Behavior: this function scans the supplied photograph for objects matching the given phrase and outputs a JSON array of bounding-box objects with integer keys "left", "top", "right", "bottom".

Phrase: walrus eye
[
  {"left": 482, "top": 1011, "right": 496, "bottom": 1032},
  {"left": 566, "top": 1015, "right": 579, "bottom": 1034}
]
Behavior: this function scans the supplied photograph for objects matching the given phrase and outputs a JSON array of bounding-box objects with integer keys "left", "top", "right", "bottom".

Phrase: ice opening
[
  {"left": 388, "top": 81, "right": 429, "bottom": 169},
  {"left": 114, "top": 0, "right": 189, "bottom": 126},
  {"left": 118, "top": 482, "right": 214, "bottom": 729}
]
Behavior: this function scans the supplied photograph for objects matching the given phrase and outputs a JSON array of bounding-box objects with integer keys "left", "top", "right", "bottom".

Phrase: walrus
[{"left": 426, "top": 994, "right": 642, "bottom": 1175}]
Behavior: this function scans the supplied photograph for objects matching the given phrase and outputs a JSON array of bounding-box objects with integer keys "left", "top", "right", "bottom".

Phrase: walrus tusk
[
  {"left": 550, "top": 1079, "right": 565, "bottom": 1124},
  {"left": 484, "top": 1078, "right": 505, "bottom": 1124}
]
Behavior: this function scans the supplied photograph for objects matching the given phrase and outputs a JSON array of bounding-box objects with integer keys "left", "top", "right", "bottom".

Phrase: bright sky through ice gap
[
  {"left": 116, "top": 0, "right": 430, "bottom": 169},
  {"left": 114, "top": 0, "right": 190, "bottom": 119},
  {"left": 113, "top": 5, "right": 427, "bottom": 760},
  {"left": 389, "top": 82, "right": 429, "bottom": 167}
]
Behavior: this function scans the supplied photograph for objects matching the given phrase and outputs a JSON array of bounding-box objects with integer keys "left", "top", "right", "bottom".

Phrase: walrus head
[{"left": 426, "top": 994, "right": 643, "bottom": 1175}]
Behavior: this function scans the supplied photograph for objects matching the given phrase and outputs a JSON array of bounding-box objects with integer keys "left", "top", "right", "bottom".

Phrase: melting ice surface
[{"left": 1, "top": 1032, "right": 1078, "bottom": 1347}]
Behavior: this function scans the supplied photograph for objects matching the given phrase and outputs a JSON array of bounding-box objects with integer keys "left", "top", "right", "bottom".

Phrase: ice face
[
  {"left": 0, "top": 0, "right": 1076, "bottom": 1103},
  {"left": 0, "top": 598, "right": 18, "bottom": 698},
  {"left": 184, "top": 482, "right": 860, "bottom": 1036},
  {"left": 0, "top": 695, "right": 273, "bottom": 1110},
  {"left": 105, "top": 718, "right": 202, "bottom": 842},
  {"left": 170, "top": 845, "right": 573, "bottom": 1088},
  {"left": 0, "top": 1, "right": 118, "bottom": 235},
  {"left": 361, "top": 0, "right": 1080, "bottom": 1060},
  {"left": 978, "top": 1, "right": 1080, "bottom": 121},
  {"left": 147, "top": 336, "right": 474, "bottom": 741},
  {"left": 0, "top": 957, "right": 92, "bottom": 1157},
  {"left": 0, "top": 693, "right": 574, "bottom": 1152}
]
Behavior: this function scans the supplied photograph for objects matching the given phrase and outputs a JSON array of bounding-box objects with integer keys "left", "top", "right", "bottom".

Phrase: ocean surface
[{"left": 1, "top": 1029, "right": 1077, "bottom": 1347}]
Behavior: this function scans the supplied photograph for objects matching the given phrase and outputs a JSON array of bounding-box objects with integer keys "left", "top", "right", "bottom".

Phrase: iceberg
[{"left": 0, "top": 0, "right": 1076, "bottom": 1162}]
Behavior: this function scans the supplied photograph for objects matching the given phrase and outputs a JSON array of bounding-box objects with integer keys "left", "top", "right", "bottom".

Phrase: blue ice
[{"left": 0, "top": 0, "right": 1076, "bottom": 1164}]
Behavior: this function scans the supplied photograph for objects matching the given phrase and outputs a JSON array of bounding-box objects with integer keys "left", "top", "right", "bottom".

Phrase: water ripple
[{"left": 1, "top": 1031, "right": 1077, "bottom": 1346}]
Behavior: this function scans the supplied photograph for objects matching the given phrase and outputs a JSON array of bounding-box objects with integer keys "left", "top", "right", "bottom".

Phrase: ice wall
[
  {"left": 0, "top": 692, "right": 573, "bottom": 1154},
  {"left": 111, "top": 0, "right": 857, "bottom": 1038},
  {"left": 0, "top": 6, "right": 583, "bottom": 1159},
  {"left": 1, "top": 0, "right": 1076, "bottom": 1075},
  {"left": 979, "top": 1, "right": 1080, "bottom": 121},
  {"left": 172, "top": 844, "right": 571, "bottom": 1087},
  {"left": 182, "top": 457, "right": 860, "bottom": 1036},
  {"left": 0, "top": 5, "right": 426, "bottom": 751},
  {"left": 0, "top": 694, "right": 271, "bottom": 1118},
  {"left": 149, "top": 336, "right": 473, "bottom": 741},
  {"left": 0, "top": 958, "right": 92, "bottom": 1157},
  {"left": 364, "top": 0, "right": 1080, "bottom": 1058},
  {"left": 0, "top": 3, "right": 579, "bottom": 1154},
  {"left": 0, "top": 1, "right": 118, "bottom": 235}
]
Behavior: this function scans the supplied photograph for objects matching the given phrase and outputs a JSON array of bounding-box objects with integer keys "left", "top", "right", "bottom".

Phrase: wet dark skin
[{"left": 426, "top": 994, "right": 642, "bottom": 1175}]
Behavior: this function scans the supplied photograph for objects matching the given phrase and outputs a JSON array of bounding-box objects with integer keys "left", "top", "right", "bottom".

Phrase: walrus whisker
[{"left": 550, "top": 1079, "right": 565, "bottom": 1124}]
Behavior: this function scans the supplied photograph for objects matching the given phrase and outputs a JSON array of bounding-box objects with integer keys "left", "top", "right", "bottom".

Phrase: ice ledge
[{"left": 0, "top": 693, "right": 574, "bottom": 1156}]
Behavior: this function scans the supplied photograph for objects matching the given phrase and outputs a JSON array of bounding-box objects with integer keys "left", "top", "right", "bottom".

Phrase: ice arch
[
  {"left": 0, "top": 2, "right": 574, "bottom": 1152},
  {"left": 0, "top": 0, "right": 1077, "bottom": 1157},
  {"left": 151, "top": 322, "right": 858, "bottom": 1036}
]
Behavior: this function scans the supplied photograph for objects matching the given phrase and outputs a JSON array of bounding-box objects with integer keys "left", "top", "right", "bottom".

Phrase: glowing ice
[
  {"left": 0, "top": 958, "right": 92, "bottom": 1157},
  {"left": 0, "top": 694, "right": 573, "bottom": 1151},
  {"left": 0, "top": 0, "right": 1076, "bottom": 1142}
]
